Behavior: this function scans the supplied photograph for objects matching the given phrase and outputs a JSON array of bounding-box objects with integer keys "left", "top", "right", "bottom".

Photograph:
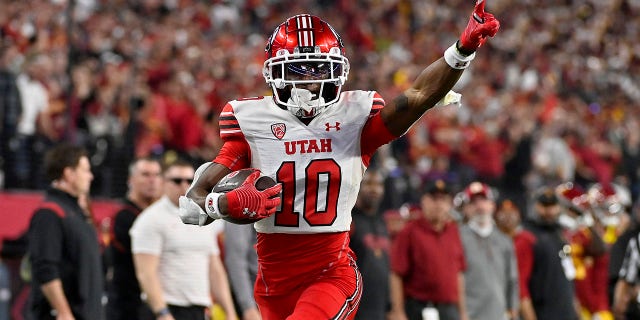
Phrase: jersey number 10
[{"left": 274, "top": 159, "right": 341, "bottom": 227}]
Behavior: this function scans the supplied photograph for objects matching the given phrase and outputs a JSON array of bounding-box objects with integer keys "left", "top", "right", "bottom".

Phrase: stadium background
[{"left": 1, "top": 0, "right": 639, "bottom": 266}]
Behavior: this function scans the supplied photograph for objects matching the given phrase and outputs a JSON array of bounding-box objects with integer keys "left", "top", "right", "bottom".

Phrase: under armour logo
[
  {"left": 325, "top": 122, "right": 341, "bottom": 131},
  {"left": 243, "top": 208, "right": 257, "bottom": 218}
]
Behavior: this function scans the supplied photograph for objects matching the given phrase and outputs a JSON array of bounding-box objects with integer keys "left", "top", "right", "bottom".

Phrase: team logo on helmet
[{"left": 271, "top": 123, "right": 286, "bottom": 140}]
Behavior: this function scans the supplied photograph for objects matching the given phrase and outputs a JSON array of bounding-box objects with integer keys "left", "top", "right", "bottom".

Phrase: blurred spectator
[
  {"left": 223, "top": 222, "right": 261, "bottom": 320},
  {"left": 612, "top": 202, "right": 640, "bottom": 320},
  {"left": 524, "top": 187, "right": 579, "bottom": 320},
  {"left": 586, "top": 182, "right": 633, "bottom": 309},
  {"left": 0, "top": 44, "right": 22, "bottom": 190},
  {"left": 130, "top": 160, "right": 237, "bottom": 320},
  {"left": 1, "top": 0, "right": 639, "bottom": 205},
  {"left": 349, "top": 170, "right": 390, "bottom": 320},
  {"left": 458, "top": 181, "right": 519, "bottom": 320},
  {"left": 389, "top": 179, "right": 466, "bottom": 320},
  {"left": 27, "top": 143, "right": 103, "bottom": 320},
  {"left": 499, "top": 106, "right": 535, "bottom": 215},
  {"left": 105, "top": 157, "right": 162, "bottom": 320},
  {"left": 555, "top": 182, "right": 611, "bottom": 319},
  {"left": 0, "top": 259, "right": 8, "bottom": 320},
  {"left": 0, "top": 233, "right": 29, "bottom": 320},
  {"left": 457, "top": 123, "right": 506, "bottom": 185},
  {"left": 530, "top": 121, "right": 576, "bottom": 191},
  {"left": 494, "top": 199, "right": 537, "bottom": 320},
  {"left": 619, "top": 117, "right": 640, "bottom": 201},
  {"left": 568, "top": 126, "right": 621, "bottom": 187},
  {"left": 152, "top": 72, "right": 205, "bottom": 162},
  {"left": 383, "top": 204, "right": 421, "bottom": 241},
  {"left": 12, "top": 53, "right": 51, "bottom": 189},
  {"left": 379, "top": 150, "right": 420, "bottom": 213}
]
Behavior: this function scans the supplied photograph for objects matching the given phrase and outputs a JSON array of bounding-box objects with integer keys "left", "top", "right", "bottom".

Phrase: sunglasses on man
[{"left": 167, "top": 177, "right": 193, "bottom": 185}]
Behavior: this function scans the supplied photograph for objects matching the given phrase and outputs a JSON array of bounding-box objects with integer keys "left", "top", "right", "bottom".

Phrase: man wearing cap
[
  {"left": 458, "top": 181, "right": 519, "bottom": 320},
  {"left": 389, "top": 179, "right": 467, "bottom": 320},
  {"left": 524, "top": 187, "right": 579, "bottom": 320}
]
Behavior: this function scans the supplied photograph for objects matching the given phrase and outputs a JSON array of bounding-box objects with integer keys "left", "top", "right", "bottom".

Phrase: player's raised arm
[{"left": 380, "top": 0, "right": 500, "bottom": 136}]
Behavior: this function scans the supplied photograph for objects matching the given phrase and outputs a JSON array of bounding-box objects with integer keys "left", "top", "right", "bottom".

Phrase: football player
[{"left": 179, "top": 1, "right": 500, "bottom": 319}]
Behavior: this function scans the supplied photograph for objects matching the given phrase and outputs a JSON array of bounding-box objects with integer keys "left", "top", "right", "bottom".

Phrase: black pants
[
  {"left": 405, "top": 297, "right": 460, "bottom": 320},
  {"left": 167, "top": 305, "right": 207, "bottom": 320},
  {"left": 105, "top": 296, "right": 153, "bottom": 320}
]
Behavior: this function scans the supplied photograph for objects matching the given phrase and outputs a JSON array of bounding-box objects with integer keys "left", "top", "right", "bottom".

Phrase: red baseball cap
[{"left": 463, "top": 181, "right": 495, "bottom": 203}]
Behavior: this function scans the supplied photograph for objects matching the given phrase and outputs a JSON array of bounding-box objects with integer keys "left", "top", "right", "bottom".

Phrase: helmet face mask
[
  {"left": 285, "top": 61, "right": 339, "bottom": 80},
  {"left": 263, "top": 15, "right": 350, "bottom": 118}
]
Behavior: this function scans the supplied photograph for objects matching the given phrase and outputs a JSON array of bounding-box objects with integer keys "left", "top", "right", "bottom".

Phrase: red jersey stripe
[{"left": 219, "top": 104, "right": 243, "bottom": 139}]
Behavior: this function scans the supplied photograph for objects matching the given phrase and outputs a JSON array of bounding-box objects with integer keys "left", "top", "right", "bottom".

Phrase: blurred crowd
[
  {"left": 1, "top": 0, "right": 639, "bottom": 205},
  {"left": 2, "top": 1, "right": 640, "bottom": 319}
]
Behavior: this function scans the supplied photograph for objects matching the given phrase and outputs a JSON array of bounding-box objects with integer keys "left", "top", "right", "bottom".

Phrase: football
[{"left": 211, "top": 168, "right": 277, "bottom": 224}]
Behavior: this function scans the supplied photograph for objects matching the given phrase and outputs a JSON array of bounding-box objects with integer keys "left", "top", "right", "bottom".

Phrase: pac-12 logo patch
[
  {"left": 271, "top": 123, "right": 286, "bottom": 140},
  {"left": 207, "top": 197, "right": 215, "bottom": 213}
]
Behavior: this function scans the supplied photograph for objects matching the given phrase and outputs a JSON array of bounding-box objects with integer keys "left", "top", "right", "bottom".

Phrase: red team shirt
[
  {"left": 213, "top": 91, "right": 396, "bottom": 318},
  {"left": 391, "top": 219, "right": 466, "bottom": 303},
  {"left": 513, "top": 229, "right": 536, "bottom": 300}
]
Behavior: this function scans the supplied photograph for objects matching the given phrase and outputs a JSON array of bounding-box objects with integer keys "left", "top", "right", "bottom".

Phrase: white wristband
[
  {"left": 205, "top": 192, "right": 225, "bottom": 219},
  {"left": 444, "top": 43, "right": 476, "bottom": 69}
]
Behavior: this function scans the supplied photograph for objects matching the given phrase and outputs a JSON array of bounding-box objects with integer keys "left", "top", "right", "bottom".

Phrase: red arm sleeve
[
  {"left": 361, "top": 92, "right": 400, "bottom": 166},
  {"left": 213, "top": 103, "right": 250, "bottom": 170}
]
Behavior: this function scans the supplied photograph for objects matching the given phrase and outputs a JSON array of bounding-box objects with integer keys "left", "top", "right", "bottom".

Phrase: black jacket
[
  {"left": 28, "top": 188, "right": 103, "bottom": 320},
  {"left": 524, "top": 219, "right": 578, "bottom": 320},
  {"left": 350, "top": 208, "right": 391, "bottom": 320},
  {"left": 105, "top": 199, "right": 153, "bottom": 320}
]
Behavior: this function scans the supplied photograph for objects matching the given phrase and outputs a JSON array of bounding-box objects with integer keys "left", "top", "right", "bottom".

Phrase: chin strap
[{"left": 288, "top": 88, "right": 325, "bottom": 113}]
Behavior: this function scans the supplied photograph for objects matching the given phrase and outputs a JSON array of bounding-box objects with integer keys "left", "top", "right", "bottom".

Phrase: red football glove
[
  {"left": 224, "top": 171, "right": 282, "bottom": 221},
  {"left": 459, "top": 0, "right": 500, "bottom": 54}
]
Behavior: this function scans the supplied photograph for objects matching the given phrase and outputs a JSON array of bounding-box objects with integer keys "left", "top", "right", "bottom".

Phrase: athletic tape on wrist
[
  {"left": 205, "top": 192, "right": 225, "bottom": 219},
  {"left": 444, "top": 43, "right": 476, "bottom": 69}
]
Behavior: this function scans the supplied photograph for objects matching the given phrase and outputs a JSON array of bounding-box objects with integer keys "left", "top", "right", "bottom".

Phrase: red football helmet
[
  {"left": 555, "top": 182, "right": 590, "bottom": 215},
  {"left": 263, "top": 14, "right": 350, "bottom": 118},
  {"left": 588, "top": 182, "right": 631, "bottom": 216}
]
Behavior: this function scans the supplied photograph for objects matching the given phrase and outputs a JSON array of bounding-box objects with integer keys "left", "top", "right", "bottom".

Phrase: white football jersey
[{"left": 223, "top": 91, "right": 380, "bottom": 234}]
